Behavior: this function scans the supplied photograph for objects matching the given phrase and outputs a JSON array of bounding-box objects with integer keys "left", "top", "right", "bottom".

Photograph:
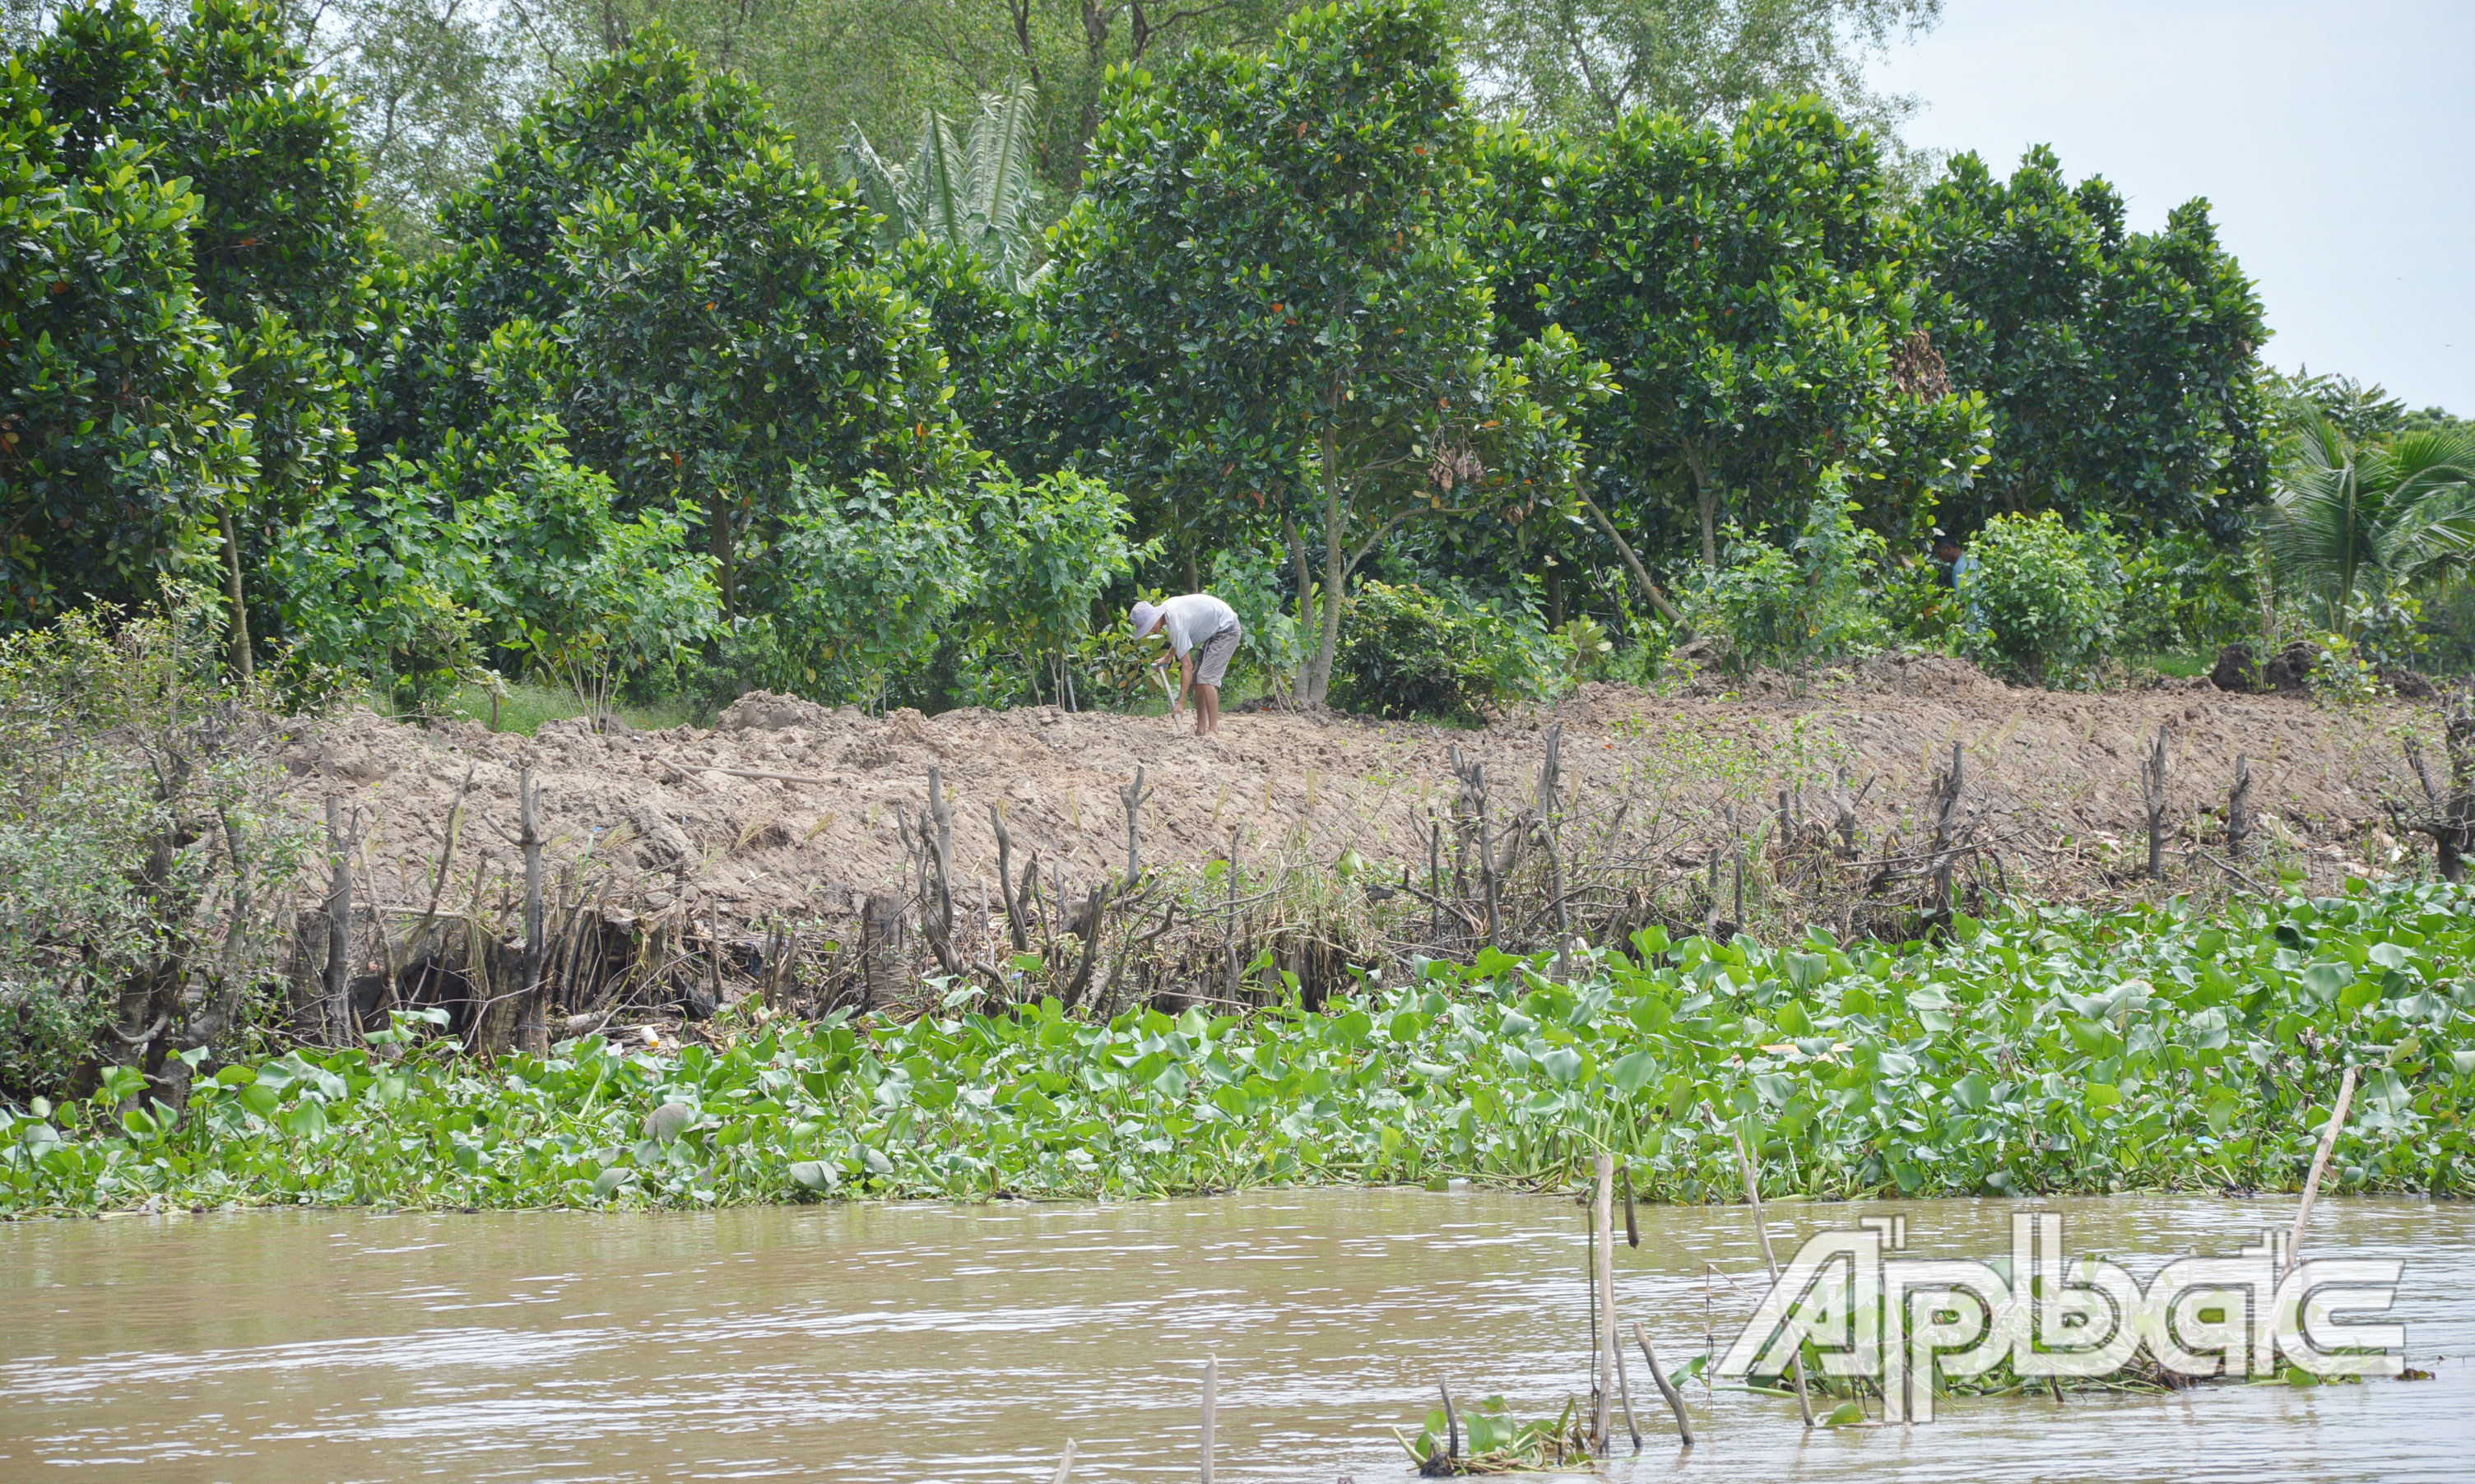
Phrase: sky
[{"left": 1870, "top": 0, "right": 2474, "bottom": 415}]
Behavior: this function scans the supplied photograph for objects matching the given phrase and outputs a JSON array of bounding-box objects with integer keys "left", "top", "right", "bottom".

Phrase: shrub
[
  {"left": 1683, "top": 494, "right": 1891, "bottom": 670},
  {"left": 1333, "top": 582, "right": 1563, "bottom": 722},
  {"left": 1962, "top": 512, "right": 2122, "bottom": 682},
  {"left": 738, "top": 472, "right": 979, "bottom": 707},
  {"left": 0, "top": 586, "right": 305, "bottom": 1105}
]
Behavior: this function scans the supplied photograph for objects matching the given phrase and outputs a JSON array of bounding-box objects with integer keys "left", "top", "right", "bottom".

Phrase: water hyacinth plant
[{"left": 3, "top": 881, "right": 2469, "bottom": 1214}]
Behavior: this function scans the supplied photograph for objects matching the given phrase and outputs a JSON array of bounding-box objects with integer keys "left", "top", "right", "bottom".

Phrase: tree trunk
[
  {"left": 517, "top": 769, "right": 548, "bottom": 1056},
  {"left": 1305, "top": 429, "right": 1350, "bottom": 705},
  {"left": 1682, "top": 439, "right": 1719, "bottom": 568},
  {"left": 322, "top": 796, "right": 355, "bottom": 1046},
  {"left": 1284, "top": 514, "right": 1313, "bottom": 700},
  {"left": 709, "top": 491, "right": 736, "bottom": 619},
  {"left": 217, "top": 506, "right": 253, "bottom": 679},
  {"left": 1577, "top": 480, "right": 1684, "bottom": 626}
]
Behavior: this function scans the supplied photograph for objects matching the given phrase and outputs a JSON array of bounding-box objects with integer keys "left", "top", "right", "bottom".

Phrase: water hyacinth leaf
[
  {"left": 1609, "top": 1049, "right": 1660, "bottom": 1095},
  {"left": 2302, "top": 962, "right": 2355, "bottom": 1001},
  {"left": 592, "top": 1168, "right": 632, "bottom": 1198},
  {"left": 280, "top": 1101, "right": 328, "bottom": 1141},
  {"left": 644, "top": 1102, "right": 694, "bottom": 1143},
  {"left": 237, "top": 1084, "right": 281, "bottom": 1120},
  {"left": 787, "top": 1161, "right": 835, "bottom": 1192},
  {"left": 1952, "top": 1072, "right": 1993, "bottom": 1111},
  {"left": 215, "top": 1066, "right": 258, "bottom": 1087}
]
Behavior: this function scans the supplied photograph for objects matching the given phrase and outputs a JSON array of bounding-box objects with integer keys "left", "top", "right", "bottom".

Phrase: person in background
[
  {"left": 1930, "top": 527, "right": 1983, "bottom": 630},
  {"left": 1130, "top": 593, "right": 1242, "bottom": 738}
]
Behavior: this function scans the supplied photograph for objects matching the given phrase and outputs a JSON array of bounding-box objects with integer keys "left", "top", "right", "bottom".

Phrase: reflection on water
[{"left": 1, "top": 1190, "right": 2468, "bottom": 1482}]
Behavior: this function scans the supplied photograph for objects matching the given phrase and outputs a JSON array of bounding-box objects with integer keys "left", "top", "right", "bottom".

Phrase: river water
[{"left": 1, "top": 1190, "right": 2467, "bottom": 1482}]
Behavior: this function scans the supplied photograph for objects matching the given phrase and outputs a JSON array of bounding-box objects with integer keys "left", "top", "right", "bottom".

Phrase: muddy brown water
[{"left": 2, "top": 1190, "right": 2467, "bottom": 1482}]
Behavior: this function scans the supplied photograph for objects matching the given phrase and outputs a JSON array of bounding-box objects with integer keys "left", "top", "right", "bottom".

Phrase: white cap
[{"left": 1130, "top": 601, "right": 1163, "bottom": 636}]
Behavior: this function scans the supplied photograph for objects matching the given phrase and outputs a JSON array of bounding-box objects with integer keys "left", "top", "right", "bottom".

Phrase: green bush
[
  {"left": 1333, "top": 582, "right": 1563, "bottom": 722},
  {"left": 1683, "top": 494, "right": 1891, "bottom": 670},
  {"left": 1962, "top": 512, "right": 2122, "bottom": 682},
  {"left": 0, "top": 587, "right": 305, "bottom": 1104}
]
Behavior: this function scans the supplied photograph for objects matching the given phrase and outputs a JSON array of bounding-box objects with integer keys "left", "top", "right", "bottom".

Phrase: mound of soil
[{"left": 278, "top": 660, "right": 2429, "bottom": 929}]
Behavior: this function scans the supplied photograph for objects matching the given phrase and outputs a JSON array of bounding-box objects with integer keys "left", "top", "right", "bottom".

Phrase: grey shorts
[{"left": 1193, "top": 621, "right": 1241, "bottom": 688}]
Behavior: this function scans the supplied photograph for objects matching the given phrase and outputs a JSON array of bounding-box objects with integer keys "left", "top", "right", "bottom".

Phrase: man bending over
[{"left": 1130, "top": 593, "right": 1242, "bottom": 738}]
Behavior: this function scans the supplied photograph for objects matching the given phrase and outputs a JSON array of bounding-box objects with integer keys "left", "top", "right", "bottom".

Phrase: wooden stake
[
  {"left": 1049, "top": 1439, "right": 1075, "bottom": 1484},
  {"left": 2283, "top": 1064, "right": 2358, "bottom": 1285},
  {"left": 1632, "top": 1322, "right": 1695, "bottom": 1447},
  {"left": 1438, "top": 1377, "right": 1460, "bottom": 1462},
  {"left": 1725, "top": 1120, "right": 1814, "bottom": 1426},
  {"left": 518, "top": 768, "right": 546, "bottom": 1055},
  {"left": 1200, "top": 1353, "right": 1217, "bottom": 1484},
  {"left": 1611, "top": 1319, "right": 1644, "bottom": 1452},
  {"left": 2227, "top": 754, "right": 2254, "bottom": 860},
  {"left": 1593, "top": 1154, "right": 1617, "bottom": 1451},
  {"left": 322, "top": 795, "right": 355, "bottom": 1046}
]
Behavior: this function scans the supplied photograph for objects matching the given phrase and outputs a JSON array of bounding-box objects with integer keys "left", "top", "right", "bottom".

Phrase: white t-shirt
[{"left": 1157, "top": 593, "right": 1238, "bottom": 657}]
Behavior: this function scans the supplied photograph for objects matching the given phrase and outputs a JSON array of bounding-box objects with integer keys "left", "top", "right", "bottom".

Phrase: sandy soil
[{"left": 277, "top": 655, "right": 2436, "bottom": 930}]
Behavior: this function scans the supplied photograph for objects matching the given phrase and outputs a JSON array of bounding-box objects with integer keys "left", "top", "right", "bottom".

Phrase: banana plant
[{"left": 840, "top": 81, "right": 1045, "bottom": 289}]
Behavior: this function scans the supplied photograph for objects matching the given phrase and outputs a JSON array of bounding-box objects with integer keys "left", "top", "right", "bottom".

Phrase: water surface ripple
[{"left": 2, "top": 1190, "right": 2467, "bottom": 1481}]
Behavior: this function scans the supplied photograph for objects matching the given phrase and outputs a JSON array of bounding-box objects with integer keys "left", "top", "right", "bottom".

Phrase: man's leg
[{"left": 1200, "top": 684, "right": 1220, "bottom": 735}]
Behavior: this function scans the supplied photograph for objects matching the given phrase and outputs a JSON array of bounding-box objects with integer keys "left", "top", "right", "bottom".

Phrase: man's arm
[{"left": 1177, "top": 650, "right": 1196, "bottom": 710}]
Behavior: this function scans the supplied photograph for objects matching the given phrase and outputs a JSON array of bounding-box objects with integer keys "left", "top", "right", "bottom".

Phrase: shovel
[{"left": 1152, "top": 662, "right": 1184, "bottom": 730}]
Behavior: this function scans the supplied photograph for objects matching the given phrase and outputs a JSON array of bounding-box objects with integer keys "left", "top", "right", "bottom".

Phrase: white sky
[{"left": 1872, "top": 0, "right": 2474, "bottom": 415}]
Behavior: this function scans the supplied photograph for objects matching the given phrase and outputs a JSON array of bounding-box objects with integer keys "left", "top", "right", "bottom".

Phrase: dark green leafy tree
[
  {"left": 1506, "top": 95, "right": 1987, "bottom": 578},
  {"left": 378, "top": 26, "right": 978, "bottom": 616},
  {"left": 0, "top": 51, "right": 239, "bottom": 628},
  {"left": 1908, "top": 146, "right": 2273, "bottom": 543},
  {"left": 1052, "top": 0, "right": 1605, "bottom": 702},
  {"left": 25, "top": 0, "right": 379, "bottom": 671}
]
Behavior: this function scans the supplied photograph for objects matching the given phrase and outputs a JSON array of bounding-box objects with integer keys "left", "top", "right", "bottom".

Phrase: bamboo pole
[
  {"left": 2283, "top": 1064, "right": 2358, "bottom": 1284},
  {"left": 1725, "top": 1120, "right": 1814, "bottom": 1426},
  {"left": 1200, "top": 1353, "right": 1217, "bottom": 1484},
  {"left": 1593, "top": 1154, "right": 1617, "bottom": 1451},
  {"left": 1049, "top": 1440, "right": 1075, "bottom": 1484}
]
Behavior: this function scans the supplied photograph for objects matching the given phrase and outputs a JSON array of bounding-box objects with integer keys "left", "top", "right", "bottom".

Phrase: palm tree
[
  {"left": 2262, "top": 413, "right": 2475, "bottom": 638},
  {"left": 839, "top": 81, "right": 1044, "bottom": 290}
]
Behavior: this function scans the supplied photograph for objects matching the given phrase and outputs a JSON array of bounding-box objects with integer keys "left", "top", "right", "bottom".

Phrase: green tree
[
  {"left": 1908, "top": 146, "right": 2273, "bottom": 543},
  {"left": 378, "top": 25, "right": 978, "bottom": 616},
  {"left": 1507, "top": 96, "right": 1986, "bottom": 576},
  {"left": 1962, "top": 508, "right": 2121, "bottom": 683},
  {"left": 0, "top": 49, "right": 239, "bottom": 628},
  {"left": 26, "top": 0, "right": 380, "bottom": 672},
  {"left": 2262, "top": 415, "right": 2475, "bottom": 640},
  {"left": 1052, "top": 0, "right": 1604, "bottom": 703},
  {"left": 1463, "top": 0, "right": 1941, "bottom": 158}
]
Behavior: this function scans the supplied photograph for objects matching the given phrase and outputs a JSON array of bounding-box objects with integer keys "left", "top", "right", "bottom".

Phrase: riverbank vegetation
[
  {"left": 6, "top": 0, "right": 2474, "bottom": 1184},
  {"left": 5, "top": 879, "right": 2467, "bottom": 1215}
]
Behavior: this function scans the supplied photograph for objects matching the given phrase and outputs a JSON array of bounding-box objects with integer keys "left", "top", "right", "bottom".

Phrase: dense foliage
[
  {"left": 6, "top": 880, "right": 2468, "bottom": 1213},
  {"left": 0, "top": 585, "right": 304, "bottom": 1106},
  {"left": 1911, "top": 146, "right": 2272, "bottom": 543},
  {"left": 12, "top": 0, "right": 2466, "bottom": 730}
]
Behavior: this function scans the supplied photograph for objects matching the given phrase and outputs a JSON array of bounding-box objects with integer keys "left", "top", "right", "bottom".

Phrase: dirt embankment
[{"left": 279, "top": 655, "right": 2433, "bottom": 932}]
